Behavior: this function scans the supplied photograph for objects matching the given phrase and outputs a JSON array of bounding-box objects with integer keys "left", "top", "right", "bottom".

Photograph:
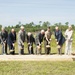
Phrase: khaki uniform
[{"left": 44, "top": 31, "right": 52, "bottom": 54}]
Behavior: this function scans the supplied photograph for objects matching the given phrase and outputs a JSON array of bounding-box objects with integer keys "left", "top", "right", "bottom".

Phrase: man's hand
[
  {"left": 22, "top": 43, "right": 24, "bottom": 46},
  {"left": 55, "top": 39, "right": 57, "bottom": 41},
  {"left": 28, "top": 43, "right": 30, "bottom": 45},
  {"left": 39, "top": 43, "right": 41, "bottom": 46},
  {"left": 13, "top": 43, "right": 15, "bottom": 46},
  {"left": 56, "top": 42, "right": 59, "bottom": 45},
  {"left": 50, "top": 39, "right": 51, "bottom": 41},
  {"left": 48, "top": 41, "right": 50, "bottom": 44},
  {"left": 4, "top": 41, "right": 6, "bottom": 43}
]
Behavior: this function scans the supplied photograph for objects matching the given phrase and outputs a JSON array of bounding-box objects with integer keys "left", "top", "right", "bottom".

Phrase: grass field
[{"left": 0, "top": 61, "right": 75, "bottom": 75}]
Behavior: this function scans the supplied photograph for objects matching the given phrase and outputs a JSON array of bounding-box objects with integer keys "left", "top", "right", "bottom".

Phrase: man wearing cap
[
  {"left": 7, "top": 29, "right": 16, "bottom": 55},
  {"left": 54, "top": 26, "right": 65, "bottom": 55},
  {"left": 44, "top": 27, "right": 52, "bottom": 54},
  {"left": 0, "top": 27, "right": 8, "bottom": 55},
  {"left": 18, "top": 26, "right": 26, "bottom": 55},
  {"left": 65, "top": 25, "right": 73, "bottom": 55},
  {"left": 35, "top": 30, "right": 45, "bottom": 54},
  {"left": 27, "top": 32, "right": 35, "bottom": 54}
]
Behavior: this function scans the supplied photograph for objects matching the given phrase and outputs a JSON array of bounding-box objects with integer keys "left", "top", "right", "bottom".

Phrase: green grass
[{"left": 0, "top": 61, "right": 75, "bottom": 75}]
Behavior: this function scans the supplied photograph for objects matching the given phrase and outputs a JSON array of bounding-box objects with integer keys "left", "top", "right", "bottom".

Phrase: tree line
[{"left": 0, "top": 21, "right": 75, "bottom": 32}]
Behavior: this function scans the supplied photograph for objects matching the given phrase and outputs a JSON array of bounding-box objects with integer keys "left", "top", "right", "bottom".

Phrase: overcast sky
[{"left": 0, "top": 0, "right": 75, "bottom": 26}]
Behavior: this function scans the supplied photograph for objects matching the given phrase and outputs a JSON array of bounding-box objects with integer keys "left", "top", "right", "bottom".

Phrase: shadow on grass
[
  {"left": 72, "top": 58, "right": 75, "bottom": 61},
  {"left": 7, "top": 52, "right": 65, "bottom": 55}
]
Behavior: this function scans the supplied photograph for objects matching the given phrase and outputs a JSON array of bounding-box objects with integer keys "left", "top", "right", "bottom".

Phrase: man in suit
[
  {"left": 54, "top": 26, "right": 65, "bottom": 55},
  {"left": 18, "top": 26, "right": 26, "bottom": 55},
  {"left": 0, "top": 27, "right": 8, "bottom": 55},
  {"left": 7, "top": 29, "right": 16, "bottom": 55},
  {"left": 35, "top": 30, "right": 45, "bottom": 54},
  {"left": 27, "top": 32, "right": 35, "bottom": 54},
  {"left": 44, "top": 27, "right": 52, "bottom": 54}
]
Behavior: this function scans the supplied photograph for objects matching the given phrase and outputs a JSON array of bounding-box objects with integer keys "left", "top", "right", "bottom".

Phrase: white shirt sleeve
[
  {"left": 65, "top": 29, "right": 73, "bottom": 40},
  {"left": 68, "top": 30, "right": 73, "bottom": 40}
]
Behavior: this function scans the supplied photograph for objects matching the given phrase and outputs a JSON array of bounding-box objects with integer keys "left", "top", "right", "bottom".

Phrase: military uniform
[{"left": 44, "top": 31, "right": 52, "bottom": 54}]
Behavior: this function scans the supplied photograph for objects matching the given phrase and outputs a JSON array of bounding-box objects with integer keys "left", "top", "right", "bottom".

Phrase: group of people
[{"left": 0, "top": 25, "right": 73, "bottom": 55}]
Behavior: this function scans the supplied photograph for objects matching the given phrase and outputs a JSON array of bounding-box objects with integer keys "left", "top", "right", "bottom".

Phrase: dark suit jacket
[
  {"left": 55, "top": 30, "right": 65, "bottom": 45},
  {"left": 27, "top": 34, "right": 35, "bottom": 45},
  {"left": 0, "top": 30, "right": 8, "bottom": 43},
  {"left": 35, "top": 32, "right": 44, "bottom": 45},
  {"left": 7, "top": 32, "right": 16, "bottom": 45}
]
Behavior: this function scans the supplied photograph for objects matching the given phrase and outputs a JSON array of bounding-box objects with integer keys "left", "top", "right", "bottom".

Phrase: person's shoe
[{"left": 3, "top": 53, "right": 7, "bottom": 55}]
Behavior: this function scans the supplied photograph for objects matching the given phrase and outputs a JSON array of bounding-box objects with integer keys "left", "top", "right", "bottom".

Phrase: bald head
[
  {"left": 41, "top": 30, "right": 45, "bottom": 34},
  {"left": 28, "top": 32, "right": 31, "bottom": 36},
  {"left": 11, "top": 29, "right": 15, "bottom": 33},
  {"left": 55, "top": 26, "right": 59, "bottom": 31},
  {"left": 20, "top": 26, "right": 24, "bottom": 29}
]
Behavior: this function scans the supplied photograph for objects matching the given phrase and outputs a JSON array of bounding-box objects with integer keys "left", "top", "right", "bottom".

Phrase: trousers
[
  {"left": 65, "top": 40, "right": 72, "bottom": 55},
  {"left": 2, "top": 42, "right": 7, "bottom": 55},
  {"left": 44, "top": 40, "right": 51, "bottom": 54},
  {"left": 18, "top": 44, "right": 24, "bottom": 55}
]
